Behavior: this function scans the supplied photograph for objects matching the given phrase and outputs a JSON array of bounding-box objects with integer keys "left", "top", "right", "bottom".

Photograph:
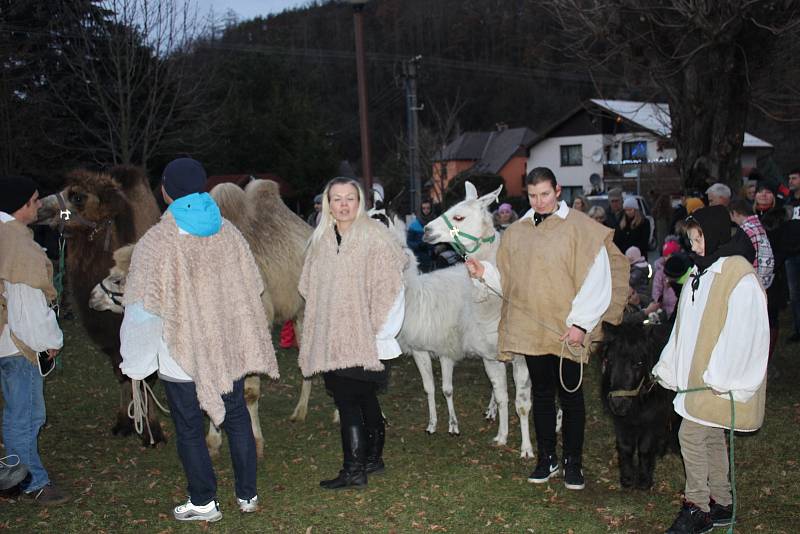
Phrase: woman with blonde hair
[
  {"left": 613, "top": 197, "right": 650, "bottom": 253},
  {"left": 587, "top": 205, "right": 607, "bottom": 225},
  {"left": 299, "top": 177, "right": 407, "bottom": 490}
]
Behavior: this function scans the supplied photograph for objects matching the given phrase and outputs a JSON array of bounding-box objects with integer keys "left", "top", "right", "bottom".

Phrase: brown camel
[{"left": 37, "top": 166, "right": 165, "bottom": 446}]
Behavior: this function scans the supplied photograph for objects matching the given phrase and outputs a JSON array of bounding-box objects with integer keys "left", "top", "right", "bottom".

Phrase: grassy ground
[{"left": 0, "top": 316, "right": 798, "bottom": 533}]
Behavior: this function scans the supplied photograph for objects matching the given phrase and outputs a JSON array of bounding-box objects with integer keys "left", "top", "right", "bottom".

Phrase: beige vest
[
  {"left": 496, "top": 209, "right": 628, "bottom": 363},
  {"left": 0, "top": 219, "right": 56, "bottom": 363},
  {"left": 677, "top": 256, "right": 766, "bottom": 431}
]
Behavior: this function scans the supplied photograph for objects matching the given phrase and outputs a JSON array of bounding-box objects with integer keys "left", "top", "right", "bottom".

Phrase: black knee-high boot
[
  {"left": 320, "top": 425, "right": 367, "bottom": 490},
  {"left": 365, "top": 421, "right": 385, "bottom": 475}
]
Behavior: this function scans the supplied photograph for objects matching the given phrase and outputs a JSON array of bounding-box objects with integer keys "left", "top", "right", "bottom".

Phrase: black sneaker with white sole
[
  {"left": 709, "top": 500, "right": 733, "bottom": 527},
  {"left": 563, "top": 457, "right": 585, "bottom": 490},
  {"left": 527, "top": 453, "right": 559, "bottom": 484}
]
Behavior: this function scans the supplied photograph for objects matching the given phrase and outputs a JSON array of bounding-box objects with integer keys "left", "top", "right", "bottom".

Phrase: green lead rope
[
  {"left": 672, "top": 385, "right": 736, "bottom": 534},
  {"left": 52, "top": 236, "right": 66, "bottom": 371}
]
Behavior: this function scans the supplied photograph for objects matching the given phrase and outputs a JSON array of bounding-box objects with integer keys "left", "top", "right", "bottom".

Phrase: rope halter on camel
[{"left": 441, "top": 213, "right": 495, "bottom": 257}]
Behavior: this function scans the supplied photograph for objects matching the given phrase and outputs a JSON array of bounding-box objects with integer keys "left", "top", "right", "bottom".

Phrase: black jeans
[
  {"left": 163, "top": 378, "right": 256, "bottom": 505},
  {"left": 323, "top": 372, "right": 383, "bottom": 429},
  {"left": 525, "top": 355, "right": 585, "bottom": 460}
]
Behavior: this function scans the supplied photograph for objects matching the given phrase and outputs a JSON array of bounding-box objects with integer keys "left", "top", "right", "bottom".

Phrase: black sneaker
[
  {"left": 527, "top": 453, "right": 559, "bottom": 484},
  {"left": 709, "top": 501, "right": 733, "bottom": 527},
  {"left": 563, "top": 457, "right": 585, "bottom": 490},
  {"left": 666, "top": 501, "right": 713, "bottom": 534}
]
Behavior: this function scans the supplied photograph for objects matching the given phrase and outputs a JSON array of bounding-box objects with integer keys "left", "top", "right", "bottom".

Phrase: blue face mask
[{"left": 167, "top": 193, "right": 222, "bottom": 237}]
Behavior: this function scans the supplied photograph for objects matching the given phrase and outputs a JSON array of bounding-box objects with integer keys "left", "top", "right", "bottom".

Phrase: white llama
[{"left": 400, "top": 182, "right": 534, "bottom": 458}]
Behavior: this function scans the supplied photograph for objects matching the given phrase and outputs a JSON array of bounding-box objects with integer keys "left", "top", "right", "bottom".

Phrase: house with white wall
[{"left": 525, "top": 99, "right": 773, "bottom": 200}]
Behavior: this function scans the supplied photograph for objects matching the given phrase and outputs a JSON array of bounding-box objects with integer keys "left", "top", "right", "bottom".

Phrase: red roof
[{"left": 206, "top": 173, "right": 293, "bottom": 196}]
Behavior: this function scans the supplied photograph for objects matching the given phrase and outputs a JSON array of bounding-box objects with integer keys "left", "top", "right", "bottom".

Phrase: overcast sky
[{"left": 194, "top": 0, "right": 313, "bottom": 20}]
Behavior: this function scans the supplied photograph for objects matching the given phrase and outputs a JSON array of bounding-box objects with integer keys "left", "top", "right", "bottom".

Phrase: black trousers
[
  {"left": 323, "top": 372, "right": 383, "bottom": 429},
  {"left": 525, "top": 354, "right": 585, "bottom": 460}
]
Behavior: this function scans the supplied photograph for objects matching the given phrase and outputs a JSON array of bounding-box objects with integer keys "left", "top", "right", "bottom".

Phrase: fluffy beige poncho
[
  {"left": 125, "top": 212, "right": 278, "bottom": 425},
  {"left": 298, "top": 216, "right": 406, "bottom": 377}
]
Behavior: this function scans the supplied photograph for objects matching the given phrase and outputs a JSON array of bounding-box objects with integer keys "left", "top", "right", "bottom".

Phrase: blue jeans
[
  {"left": 786, "top": 255, "right": 800, "bottom": 336},
  {"left": 163, "top": 378, "right": 256, "bottom": 506},
  {"left": 0, "top": 355, "right": 49, "bottom": 491}
]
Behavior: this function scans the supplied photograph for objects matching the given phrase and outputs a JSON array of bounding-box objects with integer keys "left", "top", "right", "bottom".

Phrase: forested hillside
[{"left": 2, "top": 0, "right": 797, "bottom": 207}]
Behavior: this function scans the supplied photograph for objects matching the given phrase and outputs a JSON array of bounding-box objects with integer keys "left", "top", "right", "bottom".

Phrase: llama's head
[
  {"left": 423, "top": 181, "right": 502, "bottom": 260},
  {"left": 89, "top": 244, "right": 134, "bottom": 314}
]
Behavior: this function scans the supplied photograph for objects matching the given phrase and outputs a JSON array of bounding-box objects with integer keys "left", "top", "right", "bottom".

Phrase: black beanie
[
  {"left": 0, "top": 176, "right": 38, "bottom": 214},
  {"left": 664, "top": 253, "right": 691, "bottom": 279},
  {"left": 162, "top": 158, "right": 207, "bottom": 200}
]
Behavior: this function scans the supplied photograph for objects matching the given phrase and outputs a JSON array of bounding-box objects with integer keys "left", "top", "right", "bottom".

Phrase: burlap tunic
[
  {"left": 496, "top": 208, "right": 628, "bottom": 363},
  {"left": 0, "top": 217, "right": 57, "bottom": 362}
]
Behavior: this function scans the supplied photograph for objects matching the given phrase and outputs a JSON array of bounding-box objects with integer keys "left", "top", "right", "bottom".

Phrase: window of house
[
  {"left": 560, "top": 144, "right": 582, "bottom": 167},
  {"left": 622, "top": 141, "right": 648, "bottom": 162}
]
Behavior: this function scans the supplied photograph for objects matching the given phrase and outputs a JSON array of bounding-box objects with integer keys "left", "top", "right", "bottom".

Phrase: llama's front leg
[
  {"left": 512, "top": 356, "right": 533, "bottom": 458},
  {"left": 482, "top": 358, "right": 508, "bottom": 446},
  {"left": 485, "top": 391, "right": 498, "bottom": 421},
  {"left": 440, "top": 356, "right": 460, "bottom": 436},
  {"left": 290, "top": 377, "right": 312, "bottom": 422},
  {"left": 411, "top": 350, "right": 438, "bottom": 434},
  {"left": 244, "top": 375, "right": 264, "bottom": 458}
]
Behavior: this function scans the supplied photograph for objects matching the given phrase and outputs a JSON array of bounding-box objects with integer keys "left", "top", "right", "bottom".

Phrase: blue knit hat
[{"left": 162, "top": 158, "right": 207, "bottom": 200}]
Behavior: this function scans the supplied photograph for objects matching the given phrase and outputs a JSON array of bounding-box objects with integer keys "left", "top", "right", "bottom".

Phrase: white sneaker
[
  {"left": 237, "top": 495, "right": 258, "bottom": 512},
  {"left": 173, "top": 499, "right": 222, "bottom": 522}
]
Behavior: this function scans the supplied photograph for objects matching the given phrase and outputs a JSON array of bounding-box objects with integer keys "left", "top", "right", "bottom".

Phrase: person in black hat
[
  {"left": 653, "top": 205, "right": 768, "bottom": 534},
  {"left": 120, "top": 158, "right": 279, "bottom": 522},
  {"left": 0, "top": 176, "right": 68, "bottom": 505}
]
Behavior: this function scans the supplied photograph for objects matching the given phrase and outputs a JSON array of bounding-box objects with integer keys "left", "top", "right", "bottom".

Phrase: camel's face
[
  {"left": 423, "top": 181, "right": 502, "bottom": 247},
  {"left": 37, "top": 170, "right": 127, "bottom": 231},
  {"left": 89, "top": 244, "right": 133, "bottom": 313},
  {"left": 89, "top": 269, "right": 126, "bottom": 314}
]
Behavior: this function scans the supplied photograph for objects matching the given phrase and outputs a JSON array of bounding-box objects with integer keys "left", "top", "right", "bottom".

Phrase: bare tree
[
  {"left": 51, "top": 0, "right": 213, "bottom": 168},
  {"left": 543, "top": 0, "right": 800, "bottom": 190},
  {"left": 420, "top": 93, "right": 466, "bottom": 203}
]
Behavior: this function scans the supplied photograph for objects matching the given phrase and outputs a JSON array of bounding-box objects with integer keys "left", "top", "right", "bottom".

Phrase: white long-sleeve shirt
[
  {"left": 0, "top": 281, "right": 64, "bottom": 357},
  {"left": 652, "top": 257, "right": 769, "bottom": 429},
  {"left": 120, "top": 286, "right": 406, "bottom": 381},
  {"left": 473, "top": 201, "right": 612, "bottom": 334},
  {"left": 0, "top": 213, "right": 63, "bottom": 357}
]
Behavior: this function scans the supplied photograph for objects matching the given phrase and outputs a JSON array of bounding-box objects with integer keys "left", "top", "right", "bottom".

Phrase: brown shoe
[{"left": 25, "top": 483, "right": 70, "bottom": 506}]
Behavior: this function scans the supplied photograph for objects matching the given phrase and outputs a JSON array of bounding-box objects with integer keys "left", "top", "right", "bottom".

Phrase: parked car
[{"left": 586, "top": 193, "right": 657, "bottom": 251}]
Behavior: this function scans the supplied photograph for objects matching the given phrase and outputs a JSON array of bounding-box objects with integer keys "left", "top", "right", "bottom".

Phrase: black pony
[{"left": 597, "top": 320, "right": 679, "bottom": 489}]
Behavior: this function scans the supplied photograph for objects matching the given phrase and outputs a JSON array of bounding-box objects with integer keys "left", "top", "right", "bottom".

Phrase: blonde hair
[
  {"left": 619, "top": 207, "right": 644, "bottom": 230},
  {"left": 309, "top": 177, "right": 368, "bottom": 251}
]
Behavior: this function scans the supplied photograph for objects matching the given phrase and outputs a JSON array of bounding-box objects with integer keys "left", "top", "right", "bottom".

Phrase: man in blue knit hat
[{"left": 120, "top": 158, "right": 279, "bottom": 522}]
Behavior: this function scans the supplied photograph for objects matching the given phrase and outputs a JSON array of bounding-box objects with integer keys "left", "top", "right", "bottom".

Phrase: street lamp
[{"left": 348, "top": 0, "right": 372, "bottom": 207}]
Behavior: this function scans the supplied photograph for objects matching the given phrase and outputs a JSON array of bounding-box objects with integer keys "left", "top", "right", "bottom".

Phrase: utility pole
[
  {"left": 403, "top": 55, "right": 422, "bottom": 215},
  {"left": 350, "top": 0, "right": 373, "bottom": 207}
]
